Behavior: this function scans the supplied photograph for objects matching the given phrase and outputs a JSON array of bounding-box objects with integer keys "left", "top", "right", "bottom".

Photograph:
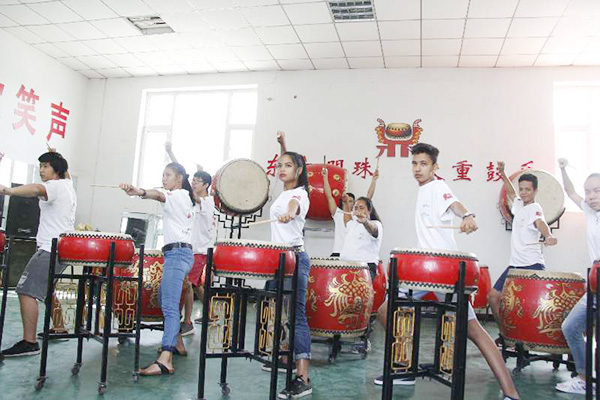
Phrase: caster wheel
[
  {"left": 328, "top": 356, "right": 335, "bottom": 364},
  {"left": 35, "top": 379, "right": 45, "bottom": 391},
  {"left": 132, "top": 374, "right": 139, "bottom": 383},
  {"left": 221, "top": 385, "right": 230, "bottom": 396},
  {"left": 512, "top": 367, "right": 522, "bottom": 374},
  {"left": 71, "top": 365, "right": 81, "bottom": 375},
  {"left": 98, "top": 385, "right": 107, "bottom": 395},
  {"left": 571, "top": 371, "right": 578, "bottom": 378},
  {"left": 553, "top": 360, "right": 561, "bottom": 370},
  {"left": 118, "top": 337, "right": 127, "bottom": 345}
]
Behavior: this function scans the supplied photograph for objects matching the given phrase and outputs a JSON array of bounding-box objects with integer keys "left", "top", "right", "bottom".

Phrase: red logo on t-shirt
[
  {"left": 292, "top": 195, "right": 301, "bottom": 200},
  {"left": 443, "top": 193, "right": 453, "bottom": 200},
  {"left": 536, "top": 211, "right": 542, "bottom": 216}
]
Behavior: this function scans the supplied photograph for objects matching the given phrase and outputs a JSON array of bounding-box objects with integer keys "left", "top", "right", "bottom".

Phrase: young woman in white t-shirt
[
  {"left": 339, "top": 196, "right": 383, "bottom": 280},
  {"left": 120, "top": 162, "right": 194, "bottom": 376},
  {"left": 267, "top": 137, "right": 313, "bottom": 399}
]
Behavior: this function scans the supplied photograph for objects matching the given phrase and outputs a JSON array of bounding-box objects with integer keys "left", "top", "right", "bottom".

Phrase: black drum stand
[
  {"left": 585, "top": 267, "right": 600, "bottom": 400},
  {"left": 0, "top": 235, "right": 11, "bottom": 364},
  {"left": 35, "top": 239, "right": 144, "bottom": 395}
]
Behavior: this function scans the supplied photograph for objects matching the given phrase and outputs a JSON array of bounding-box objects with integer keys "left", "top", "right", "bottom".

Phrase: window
[
  {"left": 554, "top": 83, "right": 600, "bottom": 211},
  {"left": 134, "top": 86, "right": 258, "bottom": 189}
]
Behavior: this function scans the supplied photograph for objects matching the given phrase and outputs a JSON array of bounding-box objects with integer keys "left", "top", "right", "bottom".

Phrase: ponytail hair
[
  {"left": 356, "top": 196, "right": 381, "bottom": 223},
  {"left": 166, "top": 162, "right": 195, "bottom": 205},
  {"left": 282, "top": 151, "right": 309, "bottom": 192}
]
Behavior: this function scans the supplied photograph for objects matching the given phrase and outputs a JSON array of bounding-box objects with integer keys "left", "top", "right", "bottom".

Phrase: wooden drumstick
[
  {"left": 91, "top": 184, "right": 121, "bottom": 189},
  {"left": 247, "top": 218, "right": 279, "bottom": 227},
  {"left": 376, "top": 155, "right": 380, "bottom": 170},
  {"left": 323, "top": 155, "right": 326, "bottom": 164},
  {"left": 426, "top": 225, "right": 462, "bottom": 229}
]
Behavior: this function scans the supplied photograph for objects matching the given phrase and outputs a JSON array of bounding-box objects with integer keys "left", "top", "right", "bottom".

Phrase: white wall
[{"left": 80, "top": 67, "right": 600, "bottom": 283}]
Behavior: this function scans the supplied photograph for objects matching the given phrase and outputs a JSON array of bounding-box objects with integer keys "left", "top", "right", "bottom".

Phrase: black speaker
[
  {"left": 6, "top": 184, "right": 40, "bottom": 237},
  {"left": 5, "top": 237, "right": 37, "bottom": 288},
  {"left": 124, "top": 218, "right": 148, "bottom": 248}
]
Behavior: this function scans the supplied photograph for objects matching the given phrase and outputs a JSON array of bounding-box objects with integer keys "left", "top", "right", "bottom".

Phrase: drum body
[
  {"left": 306, "top": 258, "right": 373, "bottom": 338},
  {"left": 0, "top": 229, "right": 5, "bottom": 252},
  {"left": 588, "top": 260, "right": 600, "bottom": 293},
  {"left": 390, "top": 248, "right": 480, "bottom": 294},
  {"left": 499, "top": 269, "right": 586, "bottom": 353},
  {"left": 213, "top": 240, "right": 296, "bottom": 280},
  {"left": 306, "top": 164, "right": 347, "bottom": 221},
  {"left": 58, "top": 232, "right": 134, "bottom": 268},
  {"left": 471, "top": 266, "right": 492, "bottom": 309},
  {"left": 371, "top": 261, "right": 386, "bottom": 314},
  {"left": 498, "top": 169, "right": 565, "bottom": 225},
  {"left": 212, "top": 158, "right": 270, "bottom": 215}
]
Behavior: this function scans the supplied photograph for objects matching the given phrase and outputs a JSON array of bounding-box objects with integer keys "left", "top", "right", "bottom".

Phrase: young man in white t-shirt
[
  {"left": 0, "top": 151, "right": 76, "bottom": 358},
  {"left": 374, "top": 143, "right": 520, "bottom": 400},
  {"left": 555, "top": 159, "right": 600, "bottom": 394},
  {"left": 488, "top": 162, "right": 557, "bottom": 330}
]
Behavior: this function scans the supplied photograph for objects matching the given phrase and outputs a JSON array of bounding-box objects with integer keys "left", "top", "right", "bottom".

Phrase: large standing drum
[
  {"left": 306, "top": 164, "right": 347, "bottom": 221},
  {"left": 212, "top": 158, "right": 270, "bottom": 215},
  {"left": 471, "top": 265, "right": 492, "bottom": 309},
  {"left": 390, "top": 248, "right": 480, "bottom": 294},
  {"left": 306, "top": 258, "right": 373, "bottom": 338},
  {"left": 498, "top": 169, "right": 565, "bottom": 225},
  {"left": 588, "top": 260, "right": 600, "bottom": 292},
  {"left": 499, "top": 269, "right": 586, "bottom": 353},
  {"left": 58, "top": 232, "right": 135, "bottom": 267},
  {"left": 212, "top": 239, "right": 296, "bottom": 280},
  {"left": 371, "top": 261, "right": 386, "bottom": 315}
]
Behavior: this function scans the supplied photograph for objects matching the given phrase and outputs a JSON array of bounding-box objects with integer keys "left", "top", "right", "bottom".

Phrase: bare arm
[
  {"left": 534, "top": 219, "right": 558, "bottom": 246},
  {"left": 165, "top": 141, "right": 179, "bottom": 164},
  {"left": 0, "top": 183, "right": 47, "bottom": 199},
  {"left": 449, "top": 201, "right": 478, "bottom": 234},
  {"left": 276, "top": 131, "right": 287, "bottom": 154},
  {"left": 277, "top": 199, "right": 300, "bottom": 223},
  {"left": 119, "top": 184, "right": 166, "bottom": 203},
  {"left": 355, "top": 210, "right": 378, "bottom": 238},
  {"left": 497, "top": 161, "right": 517, "bottom": 202},
  {"left": 321, "top": 166, "right": 338, "bottom": 217},
  {"left": 367, "top": 169, "right": 379, "bottom": 200},
  {"left": 47, "top": 146, "right": 71, "bottom": 179},
  {"left": 558, "top": 158, "right": 583, "bottom": 208}
]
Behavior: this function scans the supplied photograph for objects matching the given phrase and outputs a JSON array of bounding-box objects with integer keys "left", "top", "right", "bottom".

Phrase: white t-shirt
[
  {"left": 270, "top": 187, "right": 309, "bottom": 247},
  {"left": 332, "top": 208, "right": 348, "bottom": 254},
  {"left": 191, "top": 195, "right": 216, "bottom": 254},
  {"left": 340, "top": 218, "right": 383, "bottom": 263},
  {"left": 415, "top": 179, "right": 458, "bottom": 250},
  {"left": 37, "top": 179, "right": 77, "bottom": 252},
  {"left": 160, "top": 189, "right": 193, "bottom": 245},
  {"left": 509, "top": 198, "right": 545, "bottom": 266},
  {"left": 582, "top": 199, "right": 600, "bottom": 262}
]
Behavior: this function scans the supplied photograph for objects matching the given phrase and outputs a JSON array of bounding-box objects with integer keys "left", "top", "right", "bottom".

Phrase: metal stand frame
[
  {"left": 585, "top": 267, "right": 600, "bottom": 400},
  {"left": 0, "top": 235, "right": 12, "bottom": 364},
  {"left": 35, "top": 240, "right": 144, "bottom": 395}
]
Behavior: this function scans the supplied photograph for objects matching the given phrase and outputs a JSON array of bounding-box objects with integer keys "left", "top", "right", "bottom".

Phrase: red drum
[
  {"left": 212, "top": 158, "right": 270, "bottom": 215},
  {"left": 212, "top": 239, "right": 296, "bottom": 280},
  {"left": 306, "top": 164, "right": 347, "bottom": 221},
  {"left": 306, "top": 258, "right": 373, "bottom": 337},
  {"left": 499, "top": 269, "right": 586, "bottom": 353},
  {"left": 471, "top": 265, "right": 492, "bottom": 309},
  {"left": 588, "top": 259, "right": 600, "bottom": 293},
  {"left": 58, "top": 232, "right": 135, "bottom": 268},
  {"left": 371, "top": 261, "right": 386, "bottom": 315},
  {"left": 0, "top": 229, "right": 5, "bottom": 253},
  {"left": 498, "top": 169, "right": 565, "bottom": 225},
  {"left": 390, "top": 248, "right": 480, "bottom": 294}
]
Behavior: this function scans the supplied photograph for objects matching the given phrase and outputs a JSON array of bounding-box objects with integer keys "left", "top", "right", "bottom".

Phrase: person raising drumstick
[{"left": 119, "top": 162, "right": 194, "bottom": 376}]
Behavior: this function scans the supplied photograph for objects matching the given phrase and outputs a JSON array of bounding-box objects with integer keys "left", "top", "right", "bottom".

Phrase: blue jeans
[
  {"left": 562, "top": 294, "right": 587, "bottom": 375},
  {"left": 159, "top": 247, "right": 193, "bottom": 352},
  {"left": 493, "top": 263, "right": 545, "bottom": 292}
]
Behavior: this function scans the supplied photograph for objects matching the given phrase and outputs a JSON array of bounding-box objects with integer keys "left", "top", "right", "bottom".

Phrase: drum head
[
  {"left": 503, "top": 169, "right": 566, "bottom": 224},
  {"left": 215, "top": 159, "right": 269, "bottom": 214}
]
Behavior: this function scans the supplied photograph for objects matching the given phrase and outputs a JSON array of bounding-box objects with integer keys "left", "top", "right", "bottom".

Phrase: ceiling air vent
[
  {"left": 127, "top": 16, "right": 174, "bottom": 35},
  {"left": 329, "top": 1, "right": 374, "bottom": 21}
]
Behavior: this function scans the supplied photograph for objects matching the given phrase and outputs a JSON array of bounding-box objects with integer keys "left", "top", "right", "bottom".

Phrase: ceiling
[{"left": 1, "top": 0, "right": 600, "bottom": 79}]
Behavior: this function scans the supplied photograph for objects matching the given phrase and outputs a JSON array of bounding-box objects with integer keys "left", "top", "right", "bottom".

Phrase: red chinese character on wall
[
  {"left": 486, "top": 162, "right": 502, "bottom": 182},
  {"left": 452, "top": 160, "right": 473, "bottom": 181},
  {"left": 327, "top": 159, "right": 344, "bottom": 168},
  {"left": 47, "top": 102, "right": 70, "bottom": 141},
  {"left": 266, "top": 154, "right": 278, "bottom": 177},
  {"left": 352, "top": 157, "right": 373, "bottom": 180},
  {"left": 13, "top": 84, "right": 39, "bottom": 135},
  {"left": 0, "top": 83, "right": 4, "bottom": 96},
  {"left": 521, "top": 161, "right": 533, "bottom": 169}
]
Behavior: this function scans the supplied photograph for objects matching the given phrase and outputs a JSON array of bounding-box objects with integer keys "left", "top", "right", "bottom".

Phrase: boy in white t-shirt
[
  {"left": 555, "top": 159, "right": 600, "bottom": 394},
  {"left": 1, "top": 151, "right": 76, "bottom": 358},
  {"left": 374, "top": 143, "right": 520, "bottom": 400},
  {"left": 488, "top": 162, "right": 557, "bottom": 330}
]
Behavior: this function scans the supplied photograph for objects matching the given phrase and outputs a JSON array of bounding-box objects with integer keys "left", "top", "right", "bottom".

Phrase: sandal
[
  {"left": 139, "top": 361, "right": 174, "bottom": 376},
  {"left": 156, "top": 347, "right": 188, "bottom": 357}
]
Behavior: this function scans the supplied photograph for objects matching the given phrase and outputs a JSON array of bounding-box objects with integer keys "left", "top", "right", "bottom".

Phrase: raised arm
[
  {"left": 321, "top": 166, "right": 338, "bottom": 217},
  {"left": 367, "top": 169, "right": 379, "bottom": 200},
  {"left": 558, "top": 158, "right": 583, "bottom": 208},
  {"left": 449, "top": 201, "right": 478, "bottom": 234},
  {"left": 119, "top": 184, "right": 166, "bottom": 203},
  {"left": 47, "top": 145, "right": 71, "bottom": 180},
  {"left": 0, "top": 183, "right": 47, "bottom": 199},
  {"left": 276, "top": 131, "right": 287, "bottom": 155},
  {"left": 497, "top": 161, "right": 517, "bottom": 202},
  {"left": 165, "top": 141, "right": 179, "bottom": 164}
]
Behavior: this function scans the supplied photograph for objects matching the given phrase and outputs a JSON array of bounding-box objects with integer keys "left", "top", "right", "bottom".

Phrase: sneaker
[
  {"left": 556, "top": 376, "right": 587, "bottom": 394},
  {"left": 278, "top": 376, "right": 312, "bottom": 399},
  {"left": 1, "top": 340, "right": 40, "bottom": 357},
  {"left": 180, "top": 322, "right": 195, "bottom": 336},
  {"left": 373, "top": 374, "right": 416, "bottom": 386},
  {"left": 262, "top": 359, "right": 297, "bottom": 374}
]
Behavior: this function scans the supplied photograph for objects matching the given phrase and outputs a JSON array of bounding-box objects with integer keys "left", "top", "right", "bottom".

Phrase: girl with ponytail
[{"left": 120, "top": 162, "right": 194, "bottom": 376}]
